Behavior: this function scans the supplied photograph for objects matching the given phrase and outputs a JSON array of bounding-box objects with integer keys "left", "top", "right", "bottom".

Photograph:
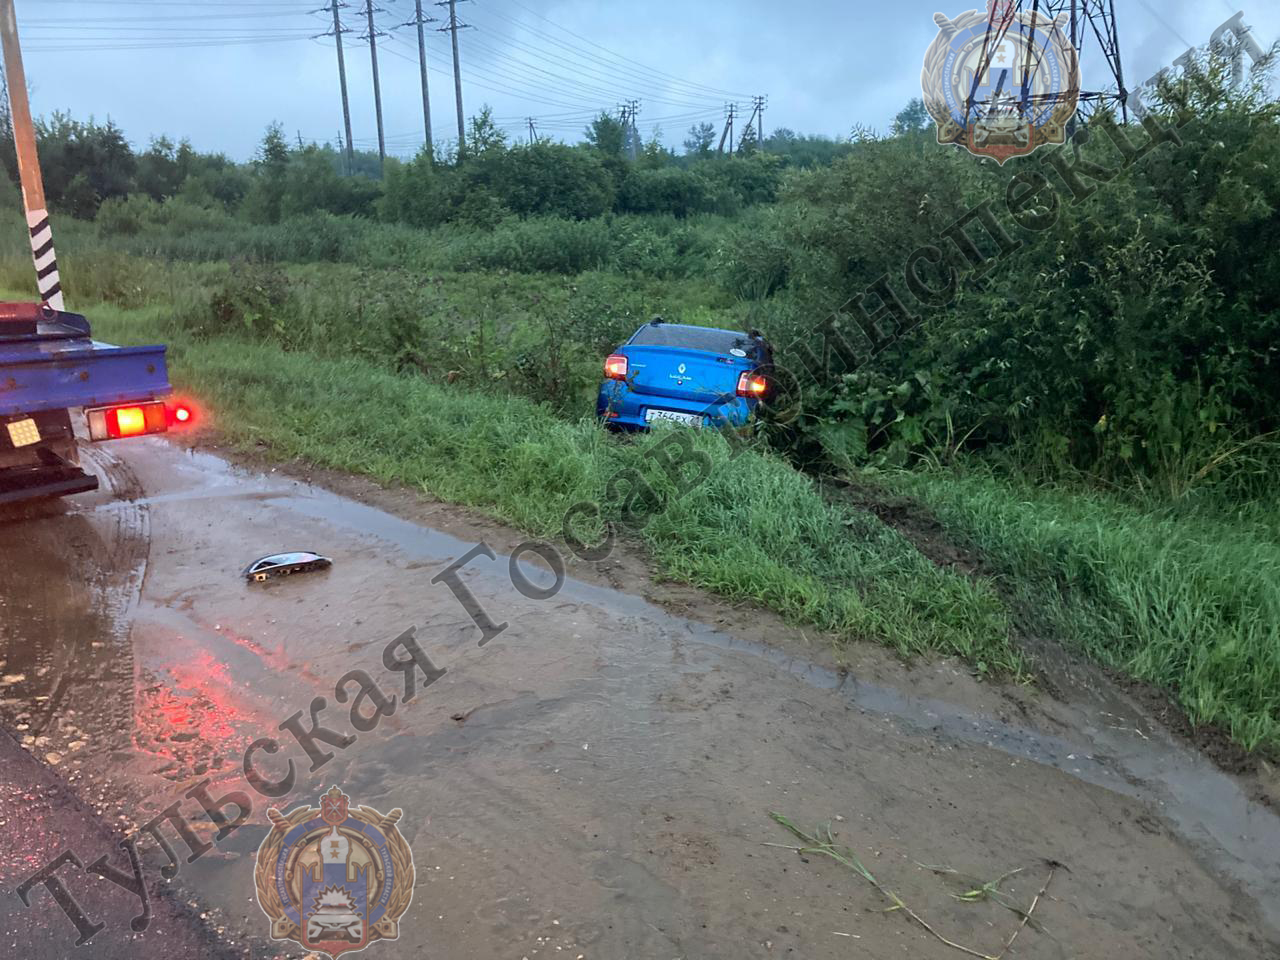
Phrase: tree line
[{"left": 0, "top": 102, "right": 867, "bottom": 226}]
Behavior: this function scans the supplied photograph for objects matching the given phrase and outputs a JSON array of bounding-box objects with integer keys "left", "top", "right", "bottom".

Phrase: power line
[
  {"left": 23, "top": 14, "right": 319, "bottom": 25},
  {"left": 25, "top": 36, "right": 313, "bottom": 51},
  {"left": 456, "top": 14, "right": 732, "bottom": 108},
  {"left": 492, "top": 0, "right": 752, "bottom": 100},
  {"left": 458, "top": 30, "right": 729, "bottom": 110},
  {"left": 379, "top": 32, "right": 604, "bottom": 111},
  {"left": 39, "top": 0, "right": 316, "bottom": 6}
]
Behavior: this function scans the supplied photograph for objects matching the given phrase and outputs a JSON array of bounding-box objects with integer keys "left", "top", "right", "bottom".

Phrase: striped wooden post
[
  {"left": 27, "top": 209, "right": 62, "bottom": 310},
  {"left": 0, "top": 0, "right": 65, "bottom": 312}
]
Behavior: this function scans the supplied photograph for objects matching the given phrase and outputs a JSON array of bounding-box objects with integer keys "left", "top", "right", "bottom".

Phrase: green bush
[
  {"left": 445, "top": 217, "right": 615, "bottom": 274},
  {"left": 619, "top": 167, "right": 714, "bottom": 217}
]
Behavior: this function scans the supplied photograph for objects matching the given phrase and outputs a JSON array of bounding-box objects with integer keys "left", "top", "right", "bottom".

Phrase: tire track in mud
[{"left": 0, "top": 444, "right": 151, "bottom": 772}]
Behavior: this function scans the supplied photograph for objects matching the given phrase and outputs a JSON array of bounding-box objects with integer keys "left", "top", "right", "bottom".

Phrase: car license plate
[
  {"left": 6, "top": 418, "right": 39, "bottom": 448},
  {"left": 645, "top": 409, "right": 703, "bottom": 428}
]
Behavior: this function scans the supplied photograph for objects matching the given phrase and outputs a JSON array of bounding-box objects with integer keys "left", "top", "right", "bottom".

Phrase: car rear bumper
[{"left": 597, "top": 383, "right": 753, "bottom": 430}]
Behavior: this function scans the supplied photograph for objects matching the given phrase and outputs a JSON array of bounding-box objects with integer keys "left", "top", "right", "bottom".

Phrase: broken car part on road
[{"left": 243, "top": 552, "right": 333, "bottom": 583}]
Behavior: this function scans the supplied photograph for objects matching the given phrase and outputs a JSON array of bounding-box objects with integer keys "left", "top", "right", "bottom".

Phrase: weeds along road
[{"left": 0, "top": 438, "right": 1276, "bottom": 960}]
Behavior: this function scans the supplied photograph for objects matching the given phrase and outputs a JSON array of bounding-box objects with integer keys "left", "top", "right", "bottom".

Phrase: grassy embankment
[{"left": 881, "top": 468, "right": 1280, "bottom": 753}]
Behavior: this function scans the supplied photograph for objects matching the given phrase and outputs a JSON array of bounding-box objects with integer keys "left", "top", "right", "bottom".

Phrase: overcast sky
[{"left": 14, "top": 0, "right": 1280, "bottom": 161}]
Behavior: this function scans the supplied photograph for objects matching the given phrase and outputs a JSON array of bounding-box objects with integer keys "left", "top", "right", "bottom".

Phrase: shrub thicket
[{"left": 742, "top": 52, "right": 1280, "bottom": 498}]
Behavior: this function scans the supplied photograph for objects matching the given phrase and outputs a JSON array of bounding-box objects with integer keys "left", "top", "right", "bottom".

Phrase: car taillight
[
  {"left": 604, "top": 354, "right": 628, "bottom": 381},
  {"left": 86, "top": 401, "right": 169, "bottom": 441},
  {"left": 737, "top": 372, "right": 768, "bottom": 398}
]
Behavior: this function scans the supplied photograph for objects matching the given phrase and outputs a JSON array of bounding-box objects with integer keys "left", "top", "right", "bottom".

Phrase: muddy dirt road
[{"left": 1, "top": 438, "right": 1277, "bottom": 959}]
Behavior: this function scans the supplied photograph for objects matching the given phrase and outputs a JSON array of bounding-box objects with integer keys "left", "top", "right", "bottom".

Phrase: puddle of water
[
  {"left": 94, "top": 443, "right": 1280, "bottom": 930},
  {"left": 0, "top": 455, "right": 145, "bottom": 753}
]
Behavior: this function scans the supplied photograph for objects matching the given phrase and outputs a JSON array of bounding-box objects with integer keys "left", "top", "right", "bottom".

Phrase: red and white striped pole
[{"left": 0, "top": 0, "right": 64, "bottom": 311}]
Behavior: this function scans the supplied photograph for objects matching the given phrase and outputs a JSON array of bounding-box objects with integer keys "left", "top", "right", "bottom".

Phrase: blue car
[{"left": 596, "top": 320, "right": 772, "bottom": 431}]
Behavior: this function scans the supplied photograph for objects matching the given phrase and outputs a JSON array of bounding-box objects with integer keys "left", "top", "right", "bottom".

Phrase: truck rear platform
[{"left": 0, "top": 303, "right": 172, "bottom": 503}]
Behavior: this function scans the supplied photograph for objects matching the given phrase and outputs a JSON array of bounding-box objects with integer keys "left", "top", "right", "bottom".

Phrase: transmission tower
[{"left": 1018, "top": 0, "right": 1128, "bottom": 122}]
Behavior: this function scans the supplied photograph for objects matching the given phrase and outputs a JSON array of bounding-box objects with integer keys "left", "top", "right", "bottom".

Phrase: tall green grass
[
  {"left": 0, "top": 230, "right": 737, "bottom": 415},
  {"left": 81, "top": 297, "right": 1019, "bottom": 674},
  {"left": 885, "top": 467, "right": 1280, "bottom": 752},
  {"left": 0, "top": 203, "right": 735, "bottom": 280}
]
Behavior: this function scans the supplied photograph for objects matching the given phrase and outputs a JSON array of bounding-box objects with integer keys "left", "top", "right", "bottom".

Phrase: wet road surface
[{"left": 1, "top": 438, "right": 1278, "bottom": 959}]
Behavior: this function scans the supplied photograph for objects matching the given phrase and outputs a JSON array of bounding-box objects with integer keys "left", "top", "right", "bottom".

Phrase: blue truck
[{"left": 0, "top": 301, "right": 176, "bottom": 503}]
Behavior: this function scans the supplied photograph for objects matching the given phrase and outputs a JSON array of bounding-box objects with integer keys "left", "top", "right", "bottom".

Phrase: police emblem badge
[
  {"left": 254, "top": 787, "right": 415, "bottom": 957},
  {"left": 922, "top": 0, "right": 1081, "bottom": 164}
]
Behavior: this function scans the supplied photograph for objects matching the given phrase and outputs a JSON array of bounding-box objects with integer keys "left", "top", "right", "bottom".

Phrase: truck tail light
[
  {"left": 604, "top": 354, "right": 628, "bottom": 381},
  {"left": 86, "top": 401, "right": 169, "bottom": 441},
  {"left": 172, "top": 403, "right": 193, "bottom": 424},
  {"left": 737, "top": 372, "right": 768, "bottom": 398}
]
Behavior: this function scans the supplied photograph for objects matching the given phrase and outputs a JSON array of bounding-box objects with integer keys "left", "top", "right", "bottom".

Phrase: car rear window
[{"left": 630, "top": 324, "right": 754, "bottom": 356}]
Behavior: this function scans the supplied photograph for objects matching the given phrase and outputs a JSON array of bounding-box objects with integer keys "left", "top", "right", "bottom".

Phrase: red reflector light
[
  {"left": 174, "top": 405, "right": 192, "bottom": 423},
  {"left": 86, "top": 401, "right": 169, "bottom": 441},
  {"left": 604, "top": 353, "right": 628, "bottom": 381},
  {"left": 737, "top": 372, "right": 768, "bottom": 398}
]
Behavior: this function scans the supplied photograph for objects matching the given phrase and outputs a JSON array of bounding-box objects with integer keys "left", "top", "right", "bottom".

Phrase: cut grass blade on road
[{"left": 767, "top": 812, "right": 1055, "bottom": 960}]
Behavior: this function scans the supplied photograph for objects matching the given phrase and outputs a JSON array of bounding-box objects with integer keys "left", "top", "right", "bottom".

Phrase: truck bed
[{"left": 0, "top": 313, "right": 170, "bottom": 417}]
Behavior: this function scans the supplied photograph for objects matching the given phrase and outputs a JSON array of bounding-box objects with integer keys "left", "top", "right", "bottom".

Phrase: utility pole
[
  {"left": 359, "top": 0, "right": 387, "bottom": 171},
  {"left": 527, "top": 117, "right": 539, "bottom": 145},
  {"left": 404, "top": 0, "right": 436, "bottom": 160},
  {"left": 718, "top": 102, "right": 737, "bottom": 155},
  {"left": 437, "top": 0, "right": 471, "bottom": 158},
  {"left": 752, "top": 95, "right": 767, "bottom": 150},
  {"left": 337, "top": 131, "right": 348, "bottom": 174},
  {"left": 742, "top": 99, "right": 761, "bottom": 149},
  {"left": 0, "top": 0, "right": 62, "bottom": 310},
  {"left": 324, "top": 0, "right": 355, "bottom": 174},
  {"left": 624, "top": 98, "right": 640, "bottom": 161},
  {"left": 618, "top": 102, "right": 631, "bottom": 158}
]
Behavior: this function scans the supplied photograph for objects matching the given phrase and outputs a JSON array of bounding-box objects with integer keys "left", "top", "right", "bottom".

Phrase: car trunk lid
[{"left": 619, "top": 345, "right": 752, "bottom": 403}]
